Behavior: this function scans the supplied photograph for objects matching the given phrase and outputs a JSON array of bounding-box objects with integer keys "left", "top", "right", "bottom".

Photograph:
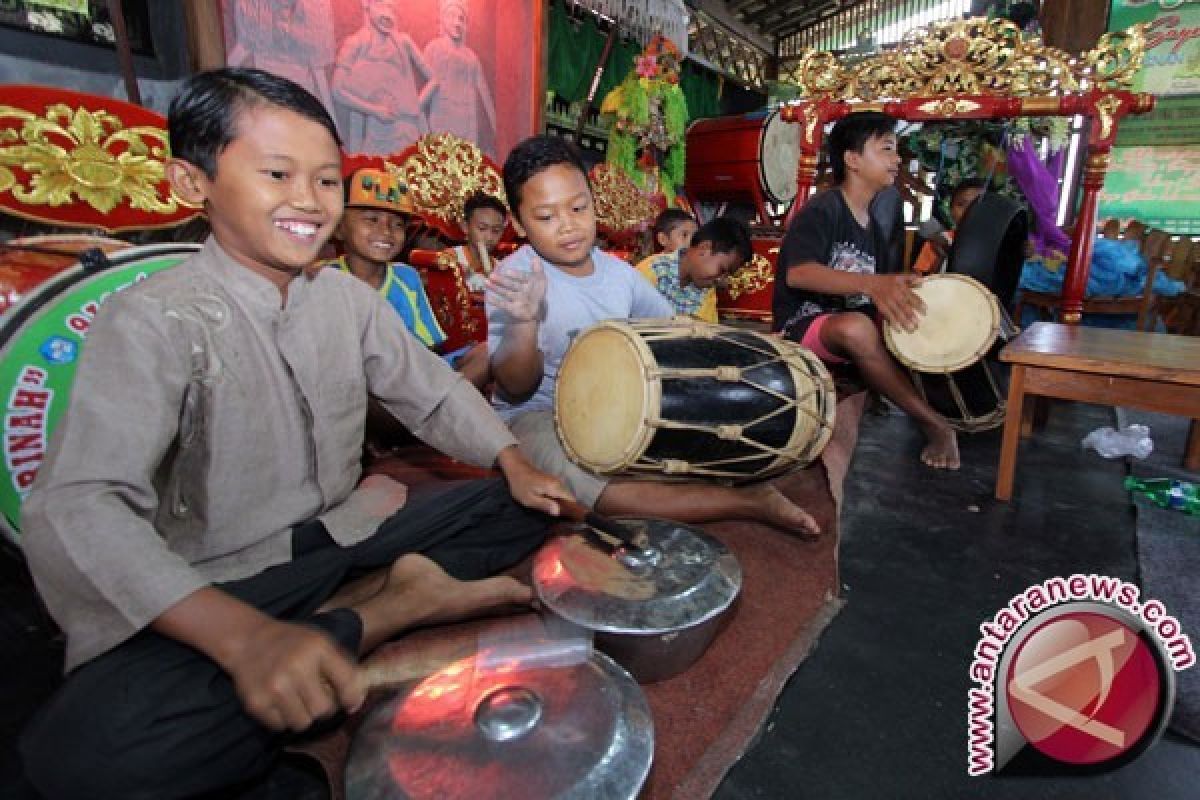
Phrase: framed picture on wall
[{"left": 220, "top": 0, "right": 543, "bottom": 161}]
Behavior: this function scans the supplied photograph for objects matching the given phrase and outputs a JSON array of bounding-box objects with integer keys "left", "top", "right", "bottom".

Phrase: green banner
[
  {"left": 25, "top": 0, "right": 89, "bottom": 13},
  {"left": 1117, "top": 95, "right": 1200, "bottom": 145},
  {"left": 1109, "top": 0, "right": 1200, "bottom": 96},
  {"left": 1099, "top": 145, "right": 1200, "bottom": 234}
]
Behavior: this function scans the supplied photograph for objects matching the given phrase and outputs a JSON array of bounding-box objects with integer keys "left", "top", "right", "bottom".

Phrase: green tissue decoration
[{"left": 599, "top": 34, "right": 689, "bottom": 206}]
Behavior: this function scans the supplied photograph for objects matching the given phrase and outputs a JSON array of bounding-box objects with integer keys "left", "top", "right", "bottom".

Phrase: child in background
[
  {"left": 329, "top": 166, "right": 488, "bottom": 388},
  {"left": 641, "top": 207, "right": 698, "bottom": 262},
  {"left": 911, "top": 178, "right": 986, "bottom": 275},
  {"left": 637, "top": 216, "right": 752, "bottom": 322},
  {"left": 451, "top": 191, "right": 509, "bottom": 293},
  {"left": 487, "top": 135, "right": 819, "bottom": 534}
]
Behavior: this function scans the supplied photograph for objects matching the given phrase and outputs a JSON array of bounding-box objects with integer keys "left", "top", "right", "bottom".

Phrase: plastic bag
[{"left": 1082, "top": 424, "right": 1154, "bottom": 459}]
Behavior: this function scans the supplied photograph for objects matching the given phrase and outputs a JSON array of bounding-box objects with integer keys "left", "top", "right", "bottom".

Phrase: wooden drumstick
[
  {"left": 558, "top": 498, "right": 650, "bottom": 550},
  {"left": 355, "top": 616, "right": 593, "bottom": 692}
]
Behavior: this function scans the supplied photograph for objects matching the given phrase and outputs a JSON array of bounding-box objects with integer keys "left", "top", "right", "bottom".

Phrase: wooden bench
[{"left": 995, "top": 322, "right": 1200, "bottom": 501}]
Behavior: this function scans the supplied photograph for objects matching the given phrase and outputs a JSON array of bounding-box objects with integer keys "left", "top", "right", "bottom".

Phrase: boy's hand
[
  {"left": 487, "top": 259, "right": 546, "bottom": 323},
  {"left": 495, "top": 445, "right": 574, "bottom": 516},
  {"left": 867, "top": 274, "right": 926, "bottom": 333},
  {"left": 223, "top": 618, "right": 364, "bottom": 732}
]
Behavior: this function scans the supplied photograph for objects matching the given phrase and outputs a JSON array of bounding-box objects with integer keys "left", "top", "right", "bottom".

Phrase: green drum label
[{"left": 0, "top": 249, "right": 194, "bottom": 539}]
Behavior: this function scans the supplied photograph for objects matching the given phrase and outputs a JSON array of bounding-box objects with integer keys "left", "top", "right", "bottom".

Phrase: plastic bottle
[
  {"left": 1082, "top": 424, "right": 1154, "bottom": 460},
  {"left": 1124, "top": 477, "right": 1200, "bottom": 516}
]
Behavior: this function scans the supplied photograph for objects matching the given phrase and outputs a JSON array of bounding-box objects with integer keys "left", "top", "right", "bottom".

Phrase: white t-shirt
[{"left": 487, "top": 244, "right": 674, "bottom": 418}]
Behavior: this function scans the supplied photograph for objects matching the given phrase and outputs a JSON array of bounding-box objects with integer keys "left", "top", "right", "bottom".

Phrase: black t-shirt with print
[{"left": 771, "top": 188, "right": 895, "bottom": 332}]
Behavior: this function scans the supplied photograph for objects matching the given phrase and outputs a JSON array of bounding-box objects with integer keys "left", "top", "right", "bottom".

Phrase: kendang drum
[
  {"left": 883, "top": 274, "right": 1015, "bottom": 432},
  {"left": 685, "top": 110, "right": 800, "bottom": 221},
  {"left": 554, "top": 319, "right": 836, "bottom": 482},
  {"left": 0, "top": 243, "right": 199, "bottom": 545}
]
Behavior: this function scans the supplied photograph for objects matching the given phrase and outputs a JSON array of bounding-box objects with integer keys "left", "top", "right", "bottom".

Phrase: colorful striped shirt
[{"left": 328, "top": 257, "right": 446, "bottom": 348}]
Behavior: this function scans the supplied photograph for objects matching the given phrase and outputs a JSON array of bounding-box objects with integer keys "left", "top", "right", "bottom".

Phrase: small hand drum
[
  {"left": 883, "top": 274, "right": 1014, "bottom": 432},
  {"left": 554, "top": 319, "right": 836, "bottom": 482}
]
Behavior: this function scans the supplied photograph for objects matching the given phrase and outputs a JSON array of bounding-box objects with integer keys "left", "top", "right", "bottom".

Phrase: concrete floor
[
  {"left": 716, "top": 401, "right": 1200, "bottom": 799},
  {"left": 3, "top": 400, "right": 1197, "bottom": 799}
]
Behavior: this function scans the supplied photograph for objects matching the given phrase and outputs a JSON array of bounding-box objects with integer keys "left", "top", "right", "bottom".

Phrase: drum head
[
  {"left": 555, "top": 322, "right": 656, "bottom": 473},
  {"left": 0, "top": 243, "right": 199, "bottom": 544},
  {"left": 760, "top": 110, "right": 800, "bottom": 205},
  {"left": 885, "top": 274, "right": 1000, "bottom": 373}
]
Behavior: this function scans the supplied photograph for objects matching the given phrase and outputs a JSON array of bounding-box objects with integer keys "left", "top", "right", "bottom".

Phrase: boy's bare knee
[{"left": 823, "top": 313, "right": 882, "bottom": 357}]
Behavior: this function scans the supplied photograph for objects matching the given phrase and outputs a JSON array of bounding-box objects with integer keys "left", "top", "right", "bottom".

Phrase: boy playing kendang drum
[
  {"left": 637, "top": 215, "right": 753, "bottom": 322},
  {"left": 773, "top": 111, "right": 960, "bottom": 469},
  {"left": 19, "top": 68, "right": 572, "bottom": 799},
  {"left": 487, "top": 134, "right": 819, "bottom": 534}
]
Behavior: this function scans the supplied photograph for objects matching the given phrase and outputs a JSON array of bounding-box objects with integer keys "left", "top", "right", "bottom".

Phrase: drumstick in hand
[{"left": 558, "top": 498, "right": 650, "bottom": 550}]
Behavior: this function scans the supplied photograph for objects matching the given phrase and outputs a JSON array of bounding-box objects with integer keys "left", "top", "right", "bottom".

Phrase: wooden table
[{"left": 995, "top": 322, "right": 1200, "bottom": 501}]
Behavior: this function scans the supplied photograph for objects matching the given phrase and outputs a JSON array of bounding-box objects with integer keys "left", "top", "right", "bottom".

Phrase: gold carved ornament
[
  {"left": 589, "top": 162, "right": 658, "bottom": 236},
  {"left": 0, "top": 103, "right": 184, "bottom": 215},
  {"left": 722, "top": 253, "right": 773, "bottom": 300},
  {"left": 388, "top": 133, "right": 506, "bottom": 236},
  {"left": 778, "top": 17, "right": 1145, "bottom": 101},
  {"left": 432, "top": 247, "right": 479, "bottom": 337}
]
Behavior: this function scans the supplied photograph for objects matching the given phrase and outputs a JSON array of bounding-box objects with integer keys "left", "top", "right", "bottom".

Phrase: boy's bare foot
[
  {"left": 920, "top": 423, "right": 960, "bottom": 470},
  {"left": 746, "top": 483, "right": 821, "bottom": 537},
  {"left": 350, "top": 554, "right": 534, "bottom": 654}
]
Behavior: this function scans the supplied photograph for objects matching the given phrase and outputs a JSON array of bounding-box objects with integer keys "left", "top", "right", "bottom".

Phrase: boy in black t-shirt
[{"left": 773, "top": 112, "right": 959, "bottom": 469}]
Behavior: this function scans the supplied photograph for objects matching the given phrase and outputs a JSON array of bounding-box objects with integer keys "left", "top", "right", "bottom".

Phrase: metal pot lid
[
  {"left": 533, "top": 518, "right": 742, "bottom": 636},
  {"left": 345, "top": 650, "right": 653, "bottom": 800}
]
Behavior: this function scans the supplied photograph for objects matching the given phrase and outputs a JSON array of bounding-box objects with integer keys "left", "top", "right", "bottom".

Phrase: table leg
[
  {"left": 1186, "top": 419, "right": 1200, "bottom": 472},
  {"left": 996, "top": 365, "right": 1027, "bottom": 501}
]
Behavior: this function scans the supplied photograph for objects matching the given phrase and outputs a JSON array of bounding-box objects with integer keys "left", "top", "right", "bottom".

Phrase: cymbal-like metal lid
[
  {"left": 345, "top": 651, "right": 653, "bottom": 800},
  {"left": 533, "top": 518, "right": 742, "bottom": 636}
]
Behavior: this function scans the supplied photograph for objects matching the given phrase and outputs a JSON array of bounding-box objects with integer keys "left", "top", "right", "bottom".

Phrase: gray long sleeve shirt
[{"left": 22, "top": 238, "right": 517, "bottom": 671}]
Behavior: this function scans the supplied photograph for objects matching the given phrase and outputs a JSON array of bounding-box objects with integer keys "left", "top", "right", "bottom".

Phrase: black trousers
[{"left": 21, "top": 479, "right": 549, "bottom": 800}]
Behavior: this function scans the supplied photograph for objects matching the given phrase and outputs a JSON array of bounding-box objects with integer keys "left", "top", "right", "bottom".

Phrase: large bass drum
[
  {"left": 685, "top": 110, "right": 800, "bottom": 214},
  {"left": 555, "top": 319, "right": 835, "bottom": 482},
  {"left": 0, "top": 243, "right": 199, "bottom": 544},
  {"left": 0, "top": 234, "right": 130, "bottom": 316}
]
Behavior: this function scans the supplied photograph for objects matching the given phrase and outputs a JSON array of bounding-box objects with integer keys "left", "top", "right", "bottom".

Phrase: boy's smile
[
  {"left": 169, "top": 105, "right": 343, "bottom": 292},
  {"left": 513, "top": 164, "right": 597, "bottom": 273},
  {"left": 847, "top": 133, "right": 900, "bottom": 192},
  {"left": 339, "top": 208, "right": 407, "bottom": 270}
]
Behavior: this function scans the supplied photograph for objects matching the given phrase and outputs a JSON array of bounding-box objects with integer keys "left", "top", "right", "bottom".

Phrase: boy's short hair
[
  {"left": 951, "top": 177, "right": 988, "bottom": 201},
  {"left": 692, "top": 216, "right": 753, "bottom": 264},
  {"left": 168, "top": 67, "right": 342, "bottom": 179},
  {"left": 344, "top": 166, "right": 414, "bottom": 215},
  {"left": 464, "top": 191, "right": 508, "bottom": 221},
  {"left": 652, "top": 208, "right": 696, "bottom": 238},
  {"left": 502, "top": 135, "right": 589, "bottom": 214},
  {"left": 827, "top": 111, "right": 897, "bottom": 185}
]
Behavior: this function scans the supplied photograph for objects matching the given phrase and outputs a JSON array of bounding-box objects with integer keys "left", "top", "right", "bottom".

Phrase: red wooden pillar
[
  {"left": 1060, "top": 148, "right": 1109, "bottom": 323},
  {"left": 1059, "top": 91, "right": 1154, "bottom": 324}
]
